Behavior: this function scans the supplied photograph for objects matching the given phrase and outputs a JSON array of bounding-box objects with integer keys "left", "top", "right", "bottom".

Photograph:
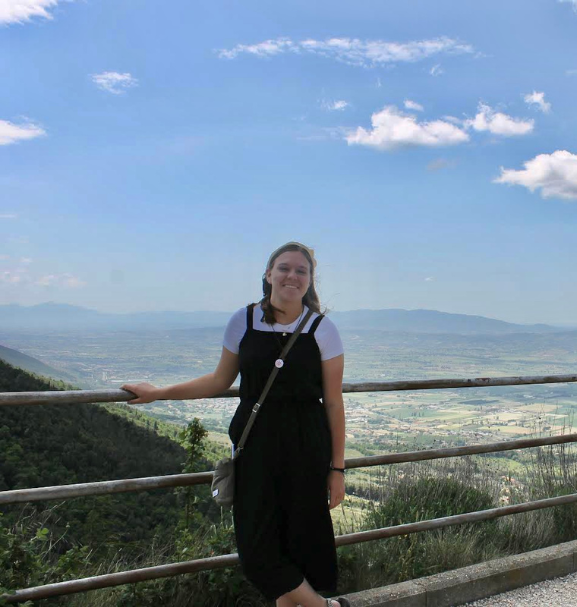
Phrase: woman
[{"left": 123, "top": 242, "right": 349, "bottom": 607}]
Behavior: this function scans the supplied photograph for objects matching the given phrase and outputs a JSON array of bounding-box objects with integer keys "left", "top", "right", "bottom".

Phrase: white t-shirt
[{"left": 223, "top": 303, "right": 344, "bottom": 362}]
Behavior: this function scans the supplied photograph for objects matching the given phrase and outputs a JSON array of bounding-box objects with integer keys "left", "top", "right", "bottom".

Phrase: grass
[
  {"left": 335, "top": 443, "right": 577, "bottom": 594},
  {"left": 4, "top": 440, "right": 577, "bottom": 606}
]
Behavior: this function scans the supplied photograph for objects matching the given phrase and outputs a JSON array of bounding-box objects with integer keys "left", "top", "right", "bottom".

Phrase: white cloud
[
  {"left": 0, "top": 271, "right": 22, "bottom": 284},
  {"left": 465, "top": 103, "right": 534, "bottom": 136},
  {"left": 218, "top": 36, "right": 475, "bottom": 68},
  {"left": 558, "top": 0, "right": 577, "bottom": 10},
  {"left": 64, "top": 275, "right": 86, "bottom": 288},
  {"left": 0, "top": 120, "right": 46, "bottom": 146},
  {"left": 36, "top": 274, "right": 54, "bottom": 286},
  {"left": 442, "top": 115, "right": 463, "bottom": 125},
  {"left": 321, "top": 99, "right": 349, "bottom": 111},
  {"left": 0, "top": 258, "right": 29, "bottom": 283},
  {"left": 430, "top": 64, "right": 444, "bottom": 77},
  {"left": 92, "top": 72, "right": 138, "bottom": 95},
  {"left": 0, "top": 0, "right": 72, "bottom": 25},
  {"left": 404, "top": 99, "right": 424, "bottom": 112},
  {"left": 218, "top": 37, "right": 297, "bottom": 59},
  {"left": 494, "top": 150, "right": 577, "bottom": 201},
  {"left": 567, "top": 69, "right": 577, "bottom": 76},
  {"left": 425, "top": 277, "right": 434, "bottom": 282},
  {"left": 36, "top": 272, "right": 86, "bottom": 287},
  {"left": 0, "top": 213, "right": 18, "bottom": 219},
  {"left": 524, "top": 91, "right": 551, "bottom": 113},
  {"left": 346, "top": 105, "right": 469, "bottom": 151},
  {"left": 1, "top": 263, "right": 85, "bottom": 288}
]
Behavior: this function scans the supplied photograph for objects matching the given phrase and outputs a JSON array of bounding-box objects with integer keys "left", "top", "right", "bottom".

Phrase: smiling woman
[
  {"left": 122, "top": 242, "right": 349, "bottom": 607},
  {"left": 260, "top": 241, "right": 321, "bottom": 325}
]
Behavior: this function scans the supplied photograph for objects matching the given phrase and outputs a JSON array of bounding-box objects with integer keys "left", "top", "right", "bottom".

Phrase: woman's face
[{"left": 266, "top": 251, "right": 311, "bottom": 304}]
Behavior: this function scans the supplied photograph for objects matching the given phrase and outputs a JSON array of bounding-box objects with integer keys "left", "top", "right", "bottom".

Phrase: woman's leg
[
  {"left": 278, "top": 579, "right": 341, "bottom": 607},
  {"left": 280, "top": 405, "right": 338, "bottom": 594}
]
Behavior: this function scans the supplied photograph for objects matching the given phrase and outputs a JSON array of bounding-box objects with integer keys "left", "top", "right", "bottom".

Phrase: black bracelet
[{"left": 330, "top": 465, "right": 345, "bottom": 474}]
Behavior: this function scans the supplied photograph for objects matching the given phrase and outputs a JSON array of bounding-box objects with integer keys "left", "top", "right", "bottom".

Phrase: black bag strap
[{"left": 234, "top": 307, "right": 314, "bottom": 458}]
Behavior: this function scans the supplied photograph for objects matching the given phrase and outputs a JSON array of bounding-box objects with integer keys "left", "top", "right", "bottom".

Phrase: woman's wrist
[{"left": 150, "top": 387, "right": 162, "bottom": 399}]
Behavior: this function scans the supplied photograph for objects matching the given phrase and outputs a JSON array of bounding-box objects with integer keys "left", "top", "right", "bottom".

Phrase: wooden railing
[{"left": 2, "top": 373, "right": 577, "bottom": 603}]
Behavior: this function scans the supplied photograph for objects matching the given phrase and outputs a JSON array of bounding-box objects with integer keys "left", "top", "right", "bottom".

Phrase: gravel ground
[{"left": 464, "top": 572, "right": 577, "bottom": 606}]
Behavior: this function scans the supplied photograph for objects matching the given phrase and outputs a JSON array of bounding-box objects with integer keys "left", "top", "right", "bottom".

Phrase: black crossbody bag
[{"left": 211, "top": 308, "right": 314, "bottom": 507}]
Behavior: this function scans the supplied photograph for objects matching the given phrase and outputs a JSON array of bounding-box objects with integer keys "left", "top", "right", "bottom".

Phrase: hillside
[
  {"left": 0, "top": 343, "right": 80, "bottom": 384},
  {"left": 0, "top": 360, "right": 219, "bottom": 553},
  {"left": 0, "top": 360, "right": 186, "bottom": 490}
]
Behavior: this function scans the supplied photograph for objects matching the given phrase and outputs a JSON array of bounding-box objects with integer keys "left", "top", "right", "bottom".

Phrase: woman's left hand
[{"left": 327, "top": 470, "right": 345, "bottom": 510}]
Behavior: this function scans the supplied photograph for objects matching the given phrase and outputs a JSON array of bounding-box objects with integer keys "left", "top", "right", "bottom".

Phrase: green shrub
[{"left": 337, "top": 475, "right": 500, "bottom": 590}]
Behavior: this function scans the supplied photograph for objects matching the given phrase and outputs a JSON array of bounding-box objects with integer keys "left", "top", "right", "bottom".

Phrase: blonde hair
[{"left": 260, "top": 242, "right": 321, "bottom": 324}]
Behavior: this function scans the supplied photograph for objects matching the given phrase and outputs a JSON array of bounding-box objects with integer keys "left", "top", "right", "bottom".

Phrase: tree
[{"left": 178, "top": 419, "right": 208, "bottom": 527}]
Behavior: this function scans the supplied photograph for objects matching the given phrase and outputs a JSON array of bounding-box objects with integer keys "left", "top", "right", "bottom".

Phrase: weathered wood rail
[
  {"left": 2, "top": 433, "right": 577, "bottom": 505},
  {"left": 2, "top": 372, "right": 577, "bottom": 603},
  {"left": 1, "top": 373, "right": 577, "bottom": 406},
  {"left": 7, "top": 492, "right": 577, "bottom": 603}
]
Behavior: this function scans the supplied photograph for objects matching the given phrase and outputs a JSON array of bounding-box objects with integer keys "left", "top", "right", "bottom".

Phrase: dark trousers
[{"left": 231, "top": 401, "right": 338, "bottom": 601}]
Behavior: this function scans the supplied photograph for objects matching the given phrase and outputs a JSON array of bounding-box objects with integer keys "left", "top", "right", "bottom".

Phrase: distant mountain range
[
  {"left": 0, "top": 302, "right": 565, "bottom": 334},
  {"left": 0, "top": 303, "right": 232, "bottom": 331},
  {"left": 330, "top": 309, "right": 559, "bottom": 334}
]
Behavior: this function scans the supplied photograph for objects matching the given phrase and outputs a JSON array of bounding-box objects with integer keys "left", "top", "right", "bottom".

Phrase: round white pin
[{"left": 275, "top": 359, "right": 284, "bottom": 368}]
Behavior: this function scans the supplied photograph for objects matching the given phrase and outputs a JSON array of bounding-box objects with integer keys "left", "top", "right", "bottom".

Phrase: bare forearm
[
  {"left": 122, "top": 348, "right": 239, "bottom": 405},
  {"left": 325, "top": 399, "right": 346, "bottom": 468},
  {"left": 156, "top": 373, "right": 227, "bottom": 401}
]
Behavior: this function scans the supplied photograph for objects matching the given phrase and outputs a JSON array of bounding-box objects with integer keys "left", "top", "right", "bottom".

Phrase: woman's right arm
[{"left": 121, "top": 347, "right": 239, "bottom": 405}]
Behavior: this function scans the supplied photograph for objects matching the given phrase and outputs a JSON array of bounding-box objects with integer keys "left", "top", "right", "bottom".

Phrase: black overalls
[{"left": 228, "top": 304, "right": 338, "bottom": 600}]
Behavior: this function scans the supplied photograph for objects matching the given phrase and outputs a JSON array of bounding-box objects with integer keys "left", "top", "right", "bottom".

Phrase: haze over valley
[{"left": 3, "top": 304, "right": 577, "bottom": 479}]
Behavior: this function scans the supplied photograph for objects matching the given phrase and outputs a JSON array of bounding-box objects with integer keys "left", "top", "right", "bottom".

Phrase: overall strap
[
  {"left": 309, "top": 313, "right": 324, "bottom": 335},
  {"left": 234, "top": 308, "right": 314, "bottom": 458},
  {"left": 246, "top": 303, "right": 255, "bottom": 330}
]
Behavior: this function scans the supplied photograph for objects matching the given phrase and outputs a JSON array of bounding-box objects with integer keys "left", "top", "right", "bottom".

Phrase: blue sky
[{"left": 2, "top": 0, "right": 577, "bottom": 324}]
